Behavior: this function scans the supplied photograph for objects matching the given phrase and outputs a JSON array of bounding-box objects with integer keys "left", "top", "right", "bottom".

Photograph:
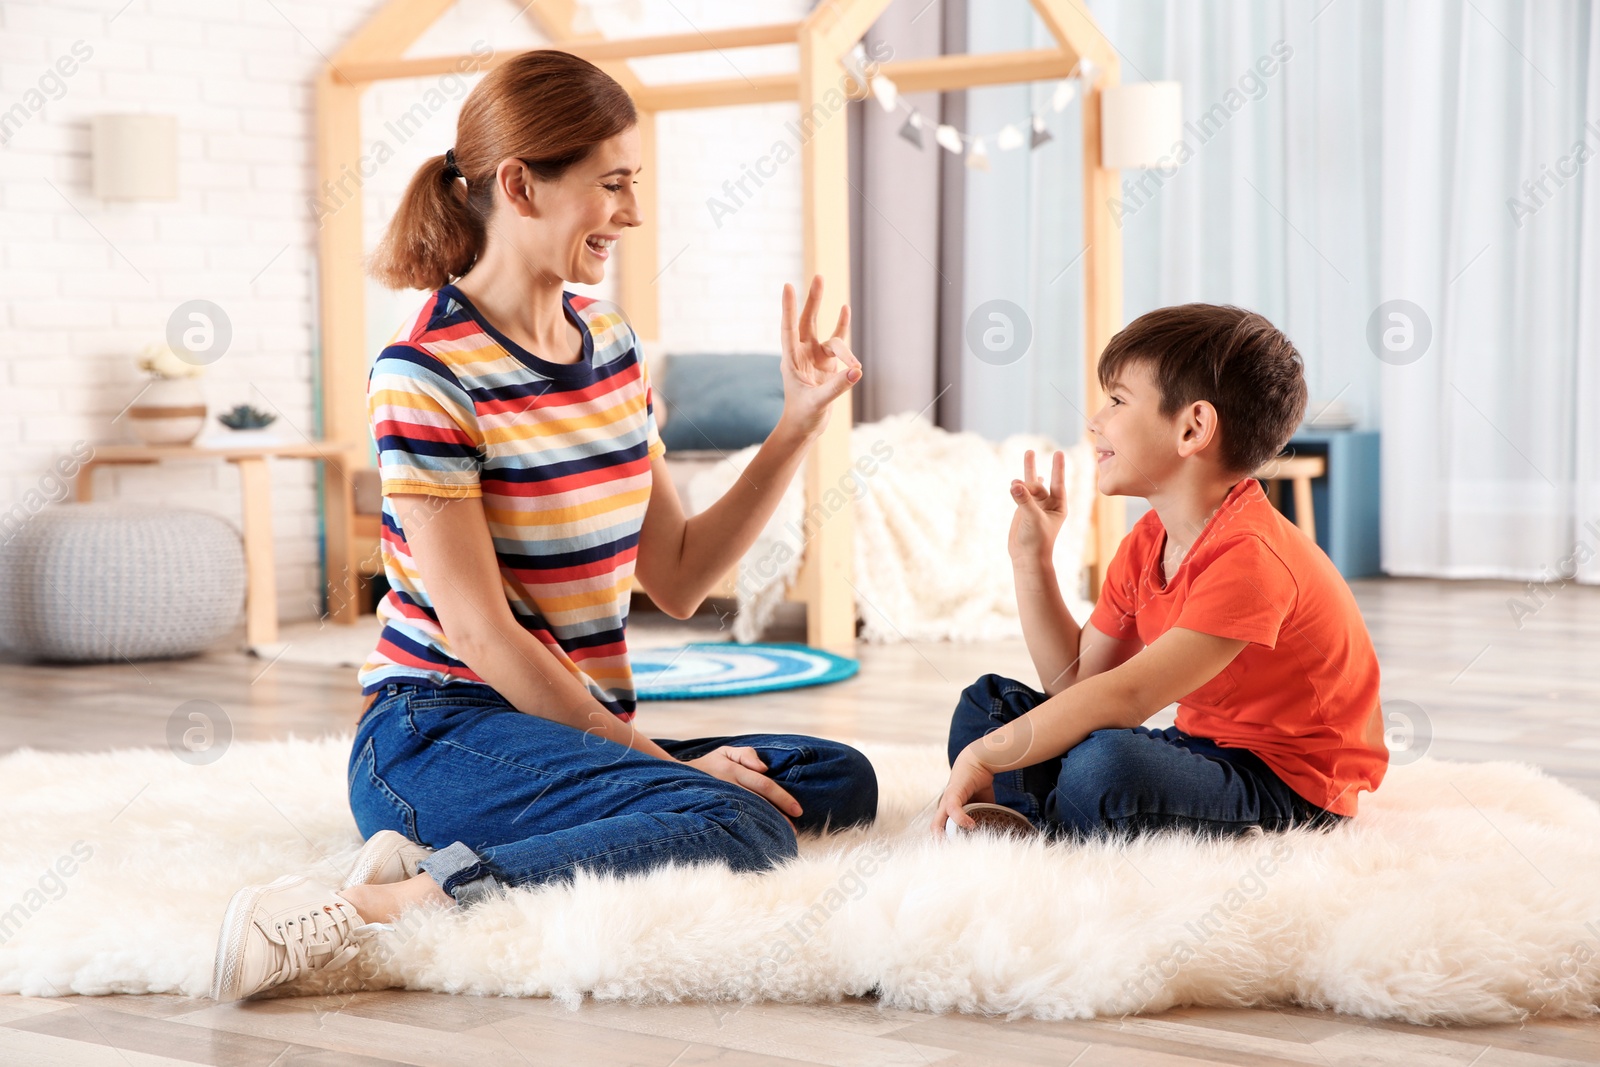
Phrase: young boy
[{"left": 934, "top": 304, "right": 1387, "bottom": 839}]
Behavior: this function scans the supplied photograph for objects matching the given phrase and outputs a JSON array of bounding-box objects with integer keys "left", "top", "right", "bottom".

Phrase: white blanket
[{"left": 686, "top": 413, "right": 1096, "bottom": 644}]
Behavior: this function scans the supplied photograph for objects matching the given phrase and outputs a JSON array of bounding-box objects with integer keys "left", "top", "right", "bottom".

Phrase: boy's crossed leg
[{"left": 948, "top": 673, "right": 1344, "bottom": 839}]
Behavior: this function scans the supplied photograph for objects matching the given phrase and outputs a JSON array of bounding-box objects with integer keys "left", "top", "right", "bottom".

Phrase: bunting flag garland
[
  {"left": 1051, "top": 78, "right": 1077, "bottom": 112},
  {"left": 865, "top": 52, "right": 1096, "bottom": 169},
  {"left": 1030, "top": 113, "right": 1054, "bottom": 149},
  {"left": 870, "top": 73, "right": 899, "bottom": 111},
  {"left": 965, "top": 137, "right": 990, "bottom": 170},
  {"left": 898, "top": 113, "right": 924, "bottom": 148},
  {"left": 842, "top": 42, "right": 872, "bottom": 89}
]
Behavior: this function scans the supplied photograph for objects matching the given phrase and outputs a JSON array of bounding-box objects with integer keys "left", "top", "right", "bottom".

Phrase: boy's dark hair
[{"left": 1097, "top": 304, "right": 1307, "bottom": 473}]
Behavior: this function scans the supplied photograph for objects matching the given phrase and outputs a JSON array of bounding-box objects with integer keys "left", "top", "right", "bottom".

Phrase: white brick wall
[{"left": 1, "top": 0, "right": 806, "bottom": 624}]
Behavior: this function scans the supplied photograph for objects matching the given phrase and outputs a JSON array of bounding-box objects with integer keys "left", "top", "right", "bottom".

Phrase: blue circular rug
[{"left": 632, "top": 642, "right": 858, "bottom": 700}]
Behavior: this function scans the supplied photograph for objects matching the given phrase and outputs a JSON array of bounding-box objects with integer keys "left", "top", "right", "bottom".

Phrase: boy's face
[{"left": 1086, "top": 360, "right": 1180, "bottom": 497}]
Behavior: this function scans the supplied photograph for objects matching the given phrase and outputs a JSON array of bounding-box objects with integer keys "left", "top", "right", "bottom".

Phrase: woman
[{"left": 211, "top": 50, "right": 877, "bottom": 1002}]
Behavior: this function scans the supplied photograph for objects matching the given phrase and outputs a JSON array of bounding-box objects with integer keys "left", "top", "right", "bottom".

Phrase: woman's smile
[{"left": 584, "top": 232, "right": 618, "bottom": 260}]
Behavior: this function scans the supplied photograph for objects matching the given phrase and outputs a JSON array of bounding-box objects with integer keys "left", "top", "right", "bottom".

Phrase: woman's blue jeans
[
  {"left": 349, "top": 682, "right": 879, "bottom": 903},
  {"left": 948, "top": 673, "right": 1345, "bottom": 839}
]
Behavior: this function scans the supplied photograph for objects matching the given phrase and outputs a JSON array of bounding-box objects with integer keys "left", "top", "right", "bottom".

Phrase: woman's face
[{"left": 506, "top": 126, "right": 642, "bottom": 288}]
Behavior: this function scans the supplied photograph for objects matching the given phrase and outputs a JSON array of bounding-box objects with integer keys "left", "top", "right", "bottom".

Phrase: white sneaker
[
  {"left": 210, "top": 875, "right": 381, "bottom": 1002},
  {"left": 341, "top": 830, "right": 434, "bottom": 890}
]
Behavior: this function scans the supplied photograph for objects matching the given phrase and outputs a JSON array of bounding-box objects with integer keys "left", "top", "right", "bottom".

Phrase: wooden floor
[{"left": 3, "top": 577, "right": 1599, "bottom": 1065}]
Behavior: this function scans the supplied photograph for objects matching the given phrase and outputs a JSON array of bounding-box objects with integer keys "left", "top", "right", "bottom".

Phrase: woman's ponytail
[
  {"left": 368, "top": 153, "right": 485, "bottom": 292},
  {"left": 366, "top": 49, "right": 636, "bottom": 294}
]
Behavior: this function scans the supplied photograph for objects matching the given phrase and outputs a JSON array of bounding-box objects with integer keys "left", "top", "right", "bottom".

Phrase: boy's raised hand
[{"left": 1008, "top": 449, "right": 1068, "bottom": 562}]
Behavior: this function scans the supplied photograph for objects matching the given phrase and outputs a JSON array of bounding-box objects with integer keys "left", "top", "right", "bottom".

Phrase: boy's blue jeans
[
  {"left": 949, "top": 673, "right": 1345, "bottom": 838},
  {"left": 350, "top": 682, "right": 879, "bottom": 903}
]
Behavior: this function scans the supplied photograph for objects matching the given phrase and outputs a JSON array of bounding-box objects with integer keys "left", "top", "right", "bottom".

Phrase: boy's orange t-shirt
[{"left": 1088, "top": 478, "right": 1387, "bottom": 816}]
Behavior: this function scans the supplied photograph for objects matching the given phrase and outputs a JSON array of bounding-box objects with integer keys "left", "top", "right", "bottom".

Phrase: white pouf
[{"left": 0, "top": 503, "right": 245, "bottom": 662}]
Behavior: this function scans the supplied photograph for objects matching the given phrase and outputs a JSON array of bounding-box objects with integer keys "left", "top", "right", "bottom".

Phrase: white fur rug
[{"left": 4, "top": 737, "right": 1599, "bottom": 1024}]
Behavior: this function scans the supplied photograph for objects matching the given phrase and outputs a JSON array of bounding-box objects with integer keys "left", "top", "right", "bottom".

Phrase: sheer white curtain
[
  {"left": 1095, "top": 0, "right": 1384, "bottom": 462},
  {"left": 1579, "top": 4, "right": 1600, "bottom": 584},
  {"left": 1379, "top": 1, "right": 1599, "bottom": 582},
  {"left": 964, "top": 0, "right": 1599, "bottom": 582}
]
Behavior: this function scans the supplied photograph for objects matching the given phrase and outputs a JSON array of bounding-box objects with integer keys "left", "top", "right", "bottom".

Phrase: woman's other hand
[{"left": 684, "top": 745, "right": 803, "bottom": 823}]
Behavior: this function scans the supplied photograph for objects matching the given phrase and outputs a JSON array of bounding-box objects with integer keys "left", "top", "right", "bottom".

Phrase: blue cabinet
[{"left": 1275, "top": 429, "right": 1381, "bottom": 579}]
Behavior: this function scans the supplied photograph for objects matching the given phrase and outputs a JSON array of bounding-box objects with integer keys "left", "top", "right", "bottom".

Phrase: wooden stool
[{"left": 1255, "top": 455, "right": 1327, "bottom": 541}]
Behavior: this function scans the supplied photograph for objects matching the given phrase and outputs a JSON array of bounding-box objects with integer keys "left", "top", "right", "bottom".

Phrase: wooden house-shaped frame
[{"left": 316, "top": 0, "right": 1127, "bottom": 656}]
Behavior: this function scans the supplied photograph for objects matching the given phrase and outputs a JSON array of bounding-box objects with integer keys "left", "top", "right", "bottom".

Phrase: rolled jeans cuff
[{"left": 417, "top": 841, "right": 500, "bottom": 905}]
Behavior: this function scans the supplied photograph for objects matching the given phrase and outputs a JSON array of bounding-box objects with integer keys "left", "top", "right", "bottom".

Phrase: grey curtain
[{"left": 848, "top": 0, "right": 968, "bottom": 428}]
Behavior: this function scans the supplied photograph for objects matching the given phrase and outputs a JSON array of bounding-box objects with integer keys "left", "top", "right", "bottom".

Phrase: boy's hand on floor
[
  {"left": 930, "top": 745, "right": 998, "bottom": 837},
  {"left": 1009, "top": 449, "right": 1068, "bottom": 563}
]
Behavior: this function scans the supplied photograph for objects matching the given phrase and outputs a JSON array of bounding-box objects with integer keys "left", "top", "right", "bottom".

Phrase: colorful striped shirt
[{"left": 357, "top": 284, "right": 666, "bottom": 720}]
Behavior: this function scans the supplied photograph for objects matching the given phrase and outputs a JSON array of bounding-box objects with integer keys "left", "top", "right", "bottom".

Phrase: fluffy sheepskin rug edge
[{"left": 3, "top": 736, "right": 1598, "bottom": 1026}]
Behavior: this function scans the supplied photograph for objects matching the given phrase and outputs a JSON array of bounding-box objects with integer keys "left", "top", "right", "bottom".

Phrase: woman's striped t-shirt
[{"left": 357, "top": 284, "right": 665, "bottom": 720}]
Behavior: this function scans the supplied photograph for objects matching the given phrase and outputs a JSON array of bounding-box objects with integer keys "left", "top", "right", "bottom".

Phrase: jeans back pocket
[{"left": 349, "top": 735, "right": 420, "bottom": 842}]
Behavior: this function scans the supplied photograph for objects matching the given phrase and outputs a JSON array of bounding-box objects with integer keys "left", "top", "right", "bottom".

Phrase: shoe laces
[{"left": 266, "top": 899, "right": 379, "bottom": 987}]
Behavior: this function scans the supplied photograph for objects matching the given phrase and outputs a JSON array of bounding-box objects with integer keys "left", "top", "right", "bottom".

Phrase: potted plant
[
  {"left": 127, "top": 343, "right": 207, "bottom": 446},
  {"left": 213, "top": 403, "right": 281, "bottom": 445}
]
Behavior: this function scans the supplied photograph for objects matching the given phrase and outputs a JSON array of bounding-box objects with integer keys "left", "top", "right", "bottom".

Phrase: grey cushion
[
  {"left": 658, "top": 353, "right": 784, "bottom": 452},
  {"left": 0, "top": 503, "right": 245, "bottom": 662}
]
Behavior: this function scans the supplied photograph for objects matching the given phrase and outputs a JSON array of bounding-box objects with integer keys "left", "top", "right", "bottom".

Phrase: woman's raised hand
[
  {"left": 778, "top": 275, "right": 862, "bottom": 437},
  {"left": 1008, "top": 448, "right": 1069, "bottom": 562}
]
